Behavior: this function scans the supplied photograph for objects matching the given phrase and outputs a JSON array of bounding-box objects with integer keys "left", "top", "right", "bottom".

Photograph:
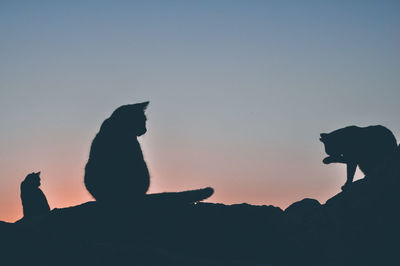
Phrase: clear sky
[{"left": 1, "top": 1, "right": 399, "bottom": 222}]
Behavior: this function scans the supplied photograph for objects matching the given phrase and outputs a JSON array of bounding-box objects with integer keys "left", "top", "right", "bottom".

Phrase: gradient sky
[{"left": 1, "top": 1, "right": 399, "bottom": 222}]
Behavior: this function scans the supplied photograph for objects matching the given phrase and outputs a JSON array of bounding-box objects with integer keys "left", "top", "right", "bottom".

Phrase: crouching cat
[{"left": 320, "top": 125, "right": 397, "bottom": 190}]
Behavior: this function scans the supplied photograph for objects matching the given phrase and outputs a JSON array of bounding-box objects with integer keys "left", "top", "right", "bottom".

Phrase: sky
[{"left": 1, "top": 0, "right": 399, "bottom": 222}]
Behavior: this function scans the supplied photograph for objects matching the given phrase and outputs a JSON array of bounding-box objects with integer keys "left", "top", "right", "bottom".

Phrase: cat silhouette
[
  {"left": 20, "top": 172, "right": 50, "bottom": 218},
  {"left": 84, "top": 101, "right": 213, "bottom": 206},
  {"left": 320, "top": 125, "right": 397, "bottom": 190}
]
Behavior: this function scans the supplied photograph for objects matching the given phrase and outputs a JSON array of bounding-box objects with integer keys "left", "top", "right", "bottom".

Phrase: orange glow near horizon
[
  {"left": 0, "top": 152, "right": 360, "bottom": 223},
  {"left": 0, "top": 127, "right": 358, "bottom": 223},
  {"left": 0, "top": 110, "right": 363, "bottom": 224}
]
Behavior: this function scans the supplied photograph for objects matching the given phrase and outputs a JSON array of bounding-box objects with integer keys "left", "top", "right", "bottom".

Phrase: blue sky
[{"left": 1, "top": 1, "right": 399, "bottom": 221}]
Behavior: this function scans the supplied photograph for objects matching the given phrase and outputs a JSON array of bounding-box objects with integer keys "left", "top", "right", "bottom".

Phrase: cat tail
[{"left": 146, "top": 187, "right": 214, "bottom": 204}]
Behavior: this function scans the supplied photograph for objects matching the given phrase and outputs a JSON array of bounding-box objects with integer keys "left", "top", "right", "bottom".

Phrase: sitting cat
[
  {"left": 20, "top": 172, "right": 50, "bottom": 218},
  {"left": 84, "top": 101, "right": 213, "bottom": 206},
  {"left": 320, "top": 125, "right": 397, "bottom": 190}
]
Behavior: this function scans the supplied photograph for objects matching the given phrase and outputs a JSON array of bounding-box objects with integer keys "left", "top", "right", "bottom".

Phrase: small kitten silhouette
[
  {"left": 320, "top": 125, "right": 397, "bottom": 190},
  {"left": 84, "top": 101, "right": 213, "bottom": 205},
  {"left": 20, "top": 172, "right": 50, "bottom": 218}
]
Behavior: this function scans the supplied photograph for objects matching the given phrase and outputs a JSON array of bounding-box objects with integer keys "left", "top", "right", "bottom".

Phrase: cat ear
[
  {"left": 320, "top": 133, "right": 328, "bottom": 142},
  {"left": 140, "top": 101, "right": 149, "bottom": 111}
]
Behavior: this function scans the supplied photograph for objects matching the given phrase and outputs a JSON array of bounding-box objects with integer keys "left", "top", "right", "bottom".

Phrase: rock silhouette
[
  {"left": 1, "top": 123, "right": 399, "bottom": 265},
  {"left": 320, "top": 125, "right": 397, "bottom": 190},
  {"left": 20, "top": 172, "right": 50, "bottom": 219}
]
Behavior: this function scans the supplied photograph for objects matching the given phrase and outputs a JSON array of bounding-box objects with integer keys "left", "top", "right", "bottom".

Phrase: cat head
[
  {"left": 110, "top": 101, "right": 149, "bottom": 136},
  {"left": 22, "top": 172, "right": 41, "bottom": 188},
  {"left": 320, "top": 126, "right": 359, "bottom": 157},
  {"left": 320, "top": 133, "right": 342, "bottom": 157}
]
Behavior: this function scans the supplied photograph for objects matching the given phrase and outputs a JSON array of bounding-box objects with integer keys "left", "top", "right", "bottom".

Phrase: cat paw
[
  {"left": 341, "top": 183, "right": 352, "bottom": 191},
  {"left": 323, "top": 157, "right": 332, "bottom": 164}
]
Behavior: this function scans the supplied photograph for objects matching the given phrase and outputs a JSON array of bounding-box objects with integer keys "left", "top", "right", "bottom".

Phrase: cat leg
[
  {"left": 342, "top": 162, "right": 357, "bottom": 190},
  {"left": 323, "top": 156, "right": 347, "bottom": 164}
]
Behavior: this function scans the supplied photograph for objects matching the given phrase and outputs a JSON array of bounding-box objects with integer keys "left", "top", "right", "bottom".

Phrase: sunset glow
[{"left": 1, "top": 1, "right": 399, "bottom": 222}]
